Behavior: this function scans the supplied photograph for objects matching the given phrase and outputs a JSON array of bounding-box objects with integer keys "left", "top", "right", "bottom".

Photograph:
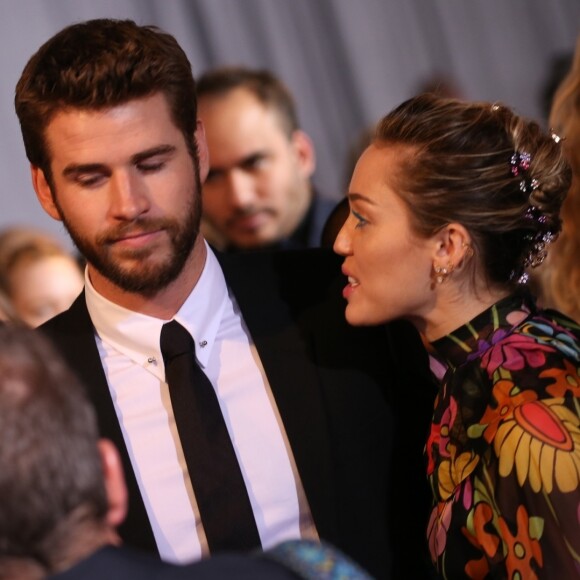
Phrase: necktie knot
[{"left": 160, "top": 320, "right": 194, "bottom": 362}]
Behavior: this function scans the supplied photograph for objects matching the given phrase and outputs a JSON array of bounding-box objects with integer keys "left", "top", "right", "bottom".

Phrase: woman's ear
[
  {"left": 430, "top": 223, "right": 474, "bottom": 287},
  {"left": 433, "top": 223, "right": 472, "bottom": 268}
]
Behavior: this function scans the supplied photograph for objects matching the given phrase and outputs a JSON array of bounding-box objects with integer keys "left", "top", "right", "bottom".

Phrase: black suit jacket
[
  {"left": 48, "top": 545, "right": 299, "bottom": 580},
  {"left": 41, "top": 249, "right": 435, "bottom": 579}
]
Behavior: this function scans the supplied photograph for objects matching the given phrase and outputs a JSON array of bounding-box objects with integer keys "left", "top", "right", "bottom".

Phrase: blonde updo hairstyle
[{"left": 374, "top": 93, "right": 571, "bottom": 290}]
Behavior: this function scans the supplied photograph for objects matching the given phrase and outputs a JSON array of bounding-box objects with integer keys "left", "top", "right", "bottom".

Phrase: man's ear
[
  {"left": 290, "top": 130, "right": 316, "bottom": 179},
  {"left": 195, "top": 120, "right": 209, "bottom": 183},
  {"left": 98, "top": 439, "right": 128, "bottom": 532},
  {"left": 30, "top": 165, "right": 62, "bottom": 221}
]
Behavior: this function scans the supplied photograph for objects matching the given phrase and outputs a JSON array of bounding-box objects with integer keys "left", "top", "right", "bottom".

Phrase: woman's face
[{"left": 334, "top": 144, "right": 436, "bottom": 328}]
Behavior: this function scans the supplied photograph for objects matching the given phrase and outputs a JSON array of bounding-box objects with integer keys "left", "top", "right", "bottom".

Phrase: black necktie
[{"left": 160, "top": 320, "right": 261, "bottom": 552}]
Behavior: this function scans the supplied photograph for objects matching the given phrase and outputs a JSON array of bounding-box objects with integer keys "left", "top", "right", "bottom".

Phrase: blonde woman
[
  {"left": 536, "top": 36, "right": 580, "bottom": 323},
  {"left": 0, "top": 227, "right": 84, "bottom": 326}
]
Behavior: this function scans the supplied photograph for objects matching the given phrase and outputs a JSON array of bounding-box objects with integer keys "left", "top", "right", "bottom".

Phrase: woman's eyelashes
[{"left": 352, "top": 210, "right": 368, "bottom": 228}]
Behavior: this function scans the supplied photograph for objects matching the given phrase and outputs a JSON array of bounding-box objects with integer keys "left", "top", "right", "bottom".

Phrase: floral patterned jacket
[{"left": 426, "top": 292, "right": 580, "bottom": 578}]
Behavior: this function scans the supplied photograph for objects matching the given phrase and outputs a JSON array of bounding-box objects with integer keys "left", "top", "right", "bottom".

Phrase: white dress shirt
[{"left": 85, "top": 242, "right": 316, "bottom": 563}]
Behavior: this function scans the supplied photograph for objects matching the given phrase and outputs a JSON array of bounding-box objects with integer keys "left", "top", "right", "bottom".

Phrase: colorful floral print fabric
[
  {"left": 426, "top": 292, "right": 580, "bottom": 578},
  {"left": 264, "top": 539, "right": 374, "bottom": 579}
]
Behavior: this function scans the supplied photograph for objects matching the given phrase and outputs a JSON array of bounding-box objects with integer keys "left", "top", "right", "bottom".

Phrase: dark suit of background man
[
  {"left": 0, "top": 325, "right": 370, "bottom": 579},
  {"left": 14, "top": 18, "right": 435, "bottom": 579}
]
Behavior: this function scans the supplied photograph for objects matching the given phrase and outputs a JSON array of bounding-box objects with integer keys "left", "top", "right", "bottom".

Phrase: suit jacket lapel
[
  {"left": 217, "top": 251, "right": 338, "bottom": 541},
  {"left": 43, "top": 293, "right": 157, "bottom": 553}
]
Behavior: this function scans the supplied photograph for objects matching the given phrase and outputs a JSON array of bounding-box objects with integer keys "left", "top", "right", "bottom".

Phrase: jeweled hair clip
[
  {"left": 510, "top": 151, "right": 531, "bottom": 176},
  {"left": 510, "top": 151, "right": 539, "bottom": 194},
  {"left": 520, "top": 177, "right": 539, "bottom": 194}
]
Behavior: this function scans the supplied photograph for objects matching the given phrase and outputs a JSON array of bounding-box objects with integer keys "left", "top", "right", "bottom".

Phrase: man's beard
[{"left": 57, "top": 181, "right": 202, "bottom": 298}]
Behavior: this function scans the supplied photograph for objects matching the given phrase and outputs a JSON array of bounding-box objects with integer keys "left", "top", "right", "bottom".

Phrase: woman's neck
[{"left": 420, "top": 282, "right": 511, "bottom": 343}]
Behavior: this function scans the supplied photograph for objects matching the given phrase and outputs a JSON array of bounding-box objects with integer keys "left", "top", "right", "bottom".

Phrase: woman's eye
[{"left": 352, "top": 210, "right": 368, "bottom": 228}]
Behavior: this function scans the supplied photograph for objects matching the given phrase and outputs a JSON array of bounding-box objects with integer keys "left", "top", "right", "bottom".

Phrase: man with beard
[{"left": 14, "top": 19, "right": 435, "bottom": 579}]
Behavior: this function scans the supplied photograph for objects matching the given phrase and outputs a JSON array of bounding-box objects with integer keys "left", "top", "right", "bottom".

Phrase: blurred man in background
[{"left": 197, "top": 67, "right": 336, "bottom": 251}]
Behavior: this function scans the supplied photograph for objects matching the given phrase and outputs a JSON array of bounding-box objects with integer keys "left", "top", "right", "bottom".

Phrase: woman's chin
[
  {"left": 345, "top": 303, "right": 398, "bottom": 327},
  {"left": 345, "top": 306, "right": 374, "bottom": 327}
]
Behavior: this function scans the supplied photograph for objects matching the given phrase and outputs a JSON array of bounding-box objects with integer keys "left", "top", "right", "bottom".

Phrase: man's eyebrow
[
  {"left": 62, "top": 163, "right": 108, "bottom": 179},
  {"left": 131, "top": 144, "right": 176, "bottom": 165},
  {"left": 61, "top": 145, "right": 178, "bottom": 178},
  {"left": 240, "top": 151, "right": 267, "bottom": 163},
  {"left": 208, "top": 150, "right": 267, "bottom": 174}
]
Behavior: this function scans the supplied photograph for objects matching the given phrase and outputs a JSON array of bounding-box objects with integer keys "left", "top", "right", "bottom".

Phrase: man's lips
[
  {"left": 108, "top": 228, "right": 164, "bottom": 247},
  {"left": 228, "top": 210, "right": 273, "bottom": 232}
]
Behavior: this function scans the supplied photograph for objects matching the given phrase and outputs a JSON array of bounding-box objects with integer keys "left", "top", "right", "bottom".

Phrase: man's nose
[
  {"left": 224, "top": 169, "right": 258, "bottom": 209},
  {"left": 108, "top": 171, "right": 150, "bottom": 220}
]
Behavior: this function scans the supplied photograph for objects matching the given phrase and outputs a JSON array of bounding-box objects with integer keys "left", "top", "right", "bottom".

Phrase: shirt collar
[{"left": 85, "top": 240, "right": 228, "bottom": 380}]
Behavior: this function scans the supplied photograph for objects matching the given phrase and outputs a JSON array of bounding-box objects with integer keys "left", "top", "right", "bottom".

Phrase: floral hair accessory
[
  {"left": 524, "top": 205, "right": 547, "bottom": 224},
  {"left": 522, "top": 229, "right": 558, "bottom": 268},
  {"left": 510, "top": 205, "right": 558, "bottom": 285},
  {"left": 520, "top": 178, "right": 539, "bottom": 194},
  {"left": 515, "top": 272, "right": 530, "bottom": 285},
  {"left": 510, "top": 151, "right": 539, "bottom": 195},
  {"left": 510, "top": 151, "right": 531, "bottom": 176}
]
